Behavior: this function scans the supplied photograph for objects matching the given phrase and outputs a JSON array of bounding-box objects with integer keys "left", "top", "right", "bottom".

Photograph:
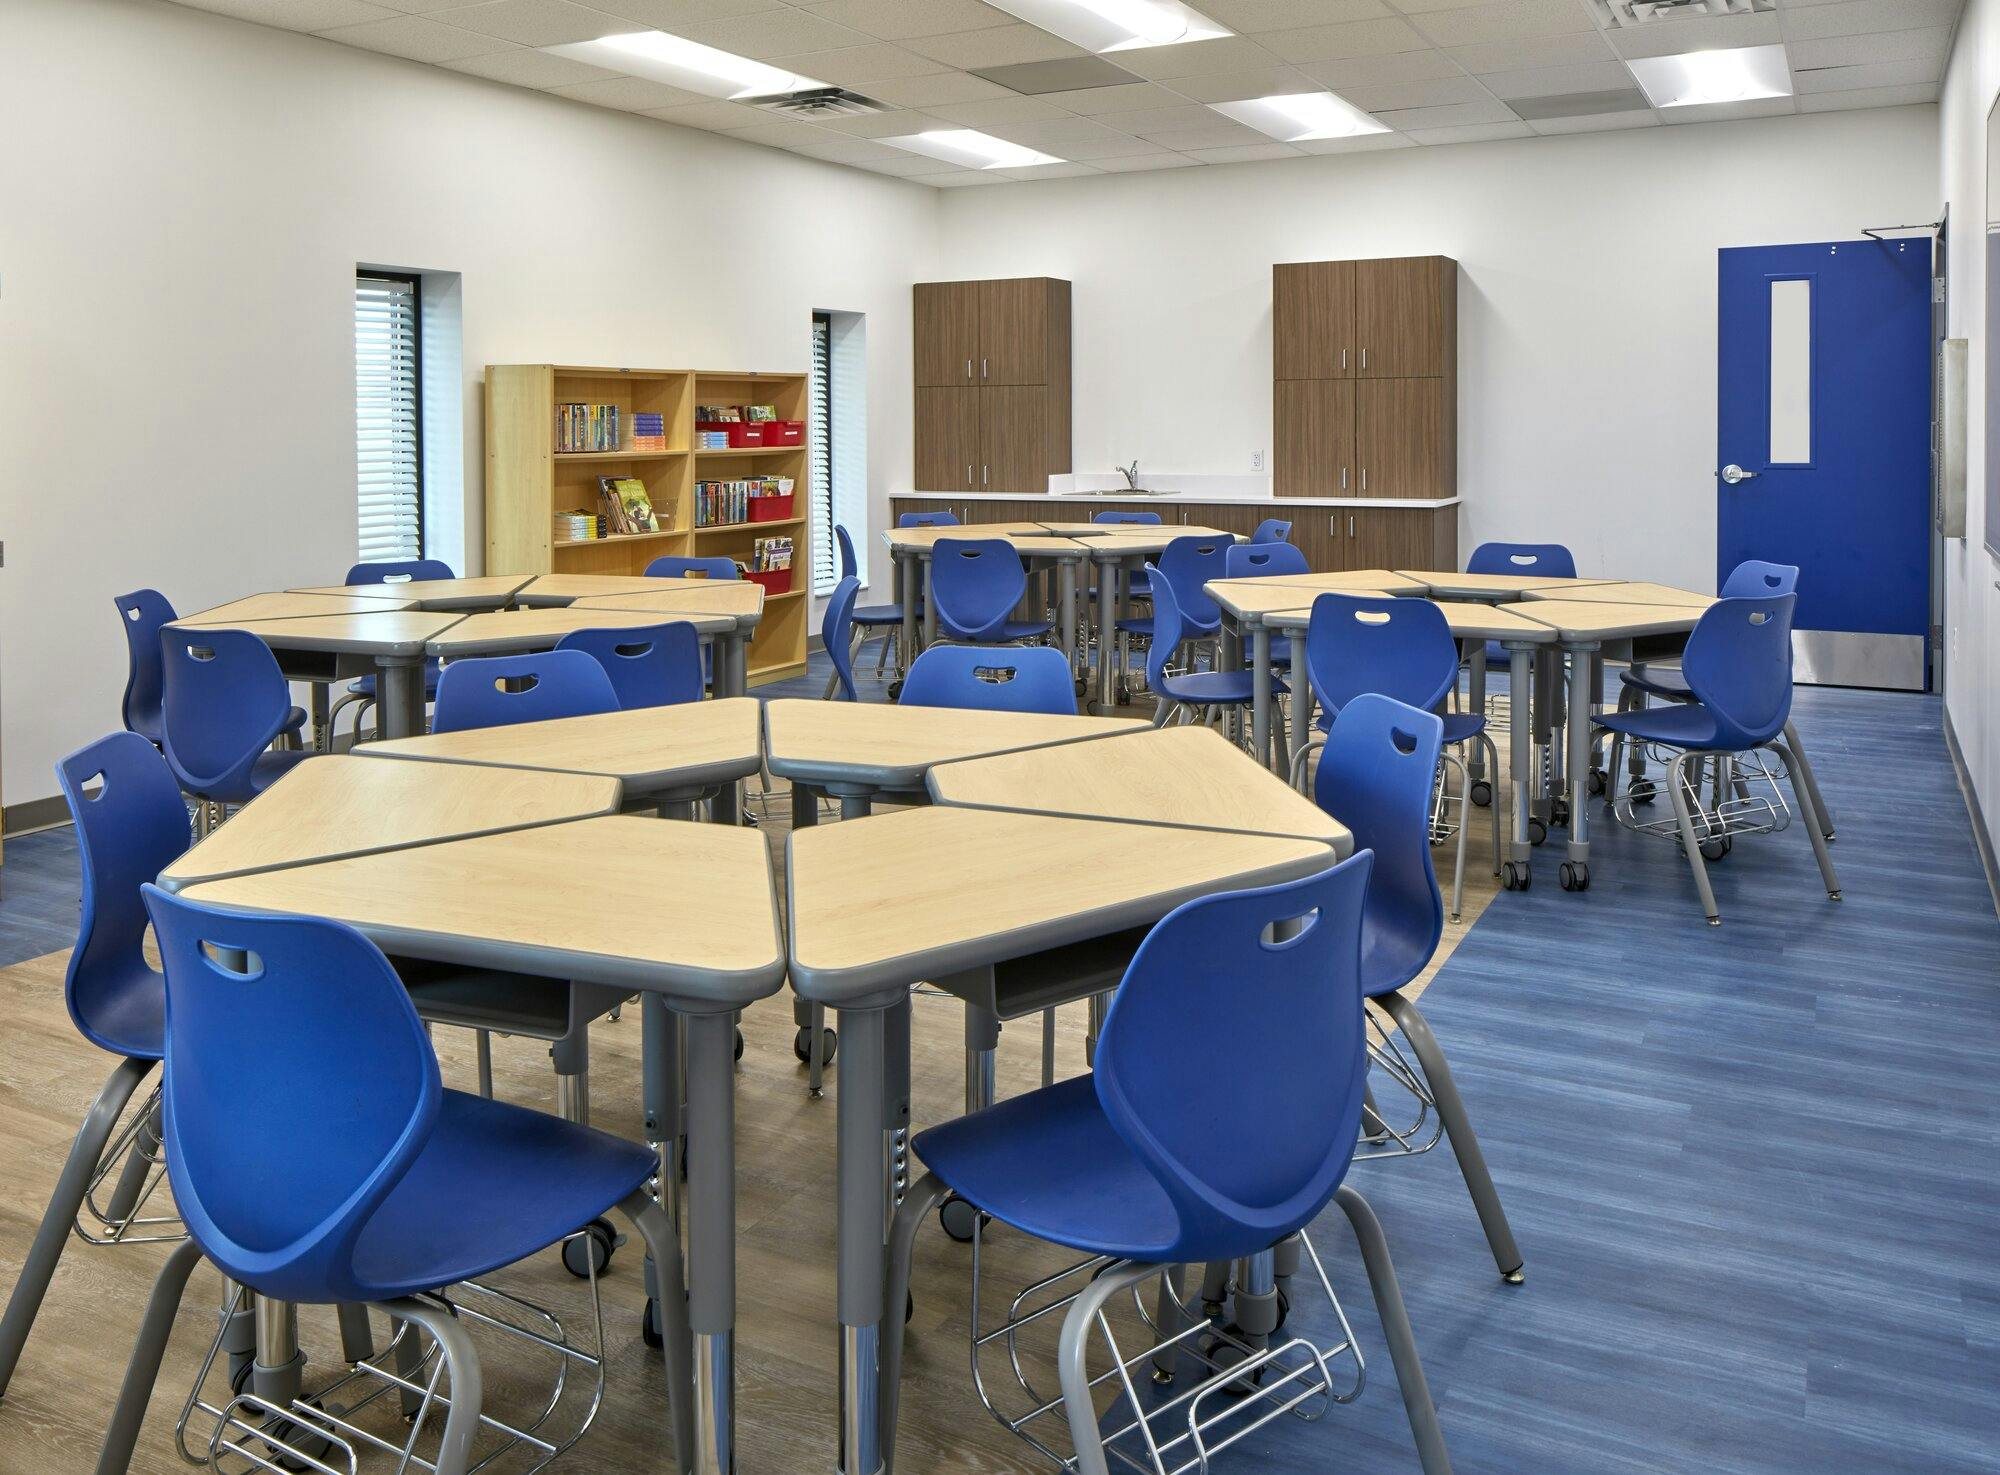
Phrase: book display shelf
[{"left": 485, "top": 364, "right": 810, "bottom": 683}]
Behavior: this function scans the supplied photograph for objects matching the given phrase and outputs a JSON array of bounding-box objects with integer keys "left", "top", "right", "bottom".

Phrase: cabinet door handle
[
  {"left": 1349, "top": 515, "right": 1356, "bottom": 537},
  {"left": 1341, "top": 348, "right": 1347, "bottom": 371},
  {"left": 981, "top": 358, "right": 988, "bottom": 379},
  {"left": 1360, "top": 348, "right": 1368, "bottom": 371},
  {"left": 982, "top": 464, "right": 989, "bottom": 485},
  {"left": 1340, "top": 467, "right": 1348, "bottom": 490},
  {"left": 966, "top": 465, "right": 973, "bottom": 487},
  {"left": 1360, "top": 469, "right": 1367, "bottom": 493},
  {"left": 965, "top": 359, "right": 972, "bottom": 380}
]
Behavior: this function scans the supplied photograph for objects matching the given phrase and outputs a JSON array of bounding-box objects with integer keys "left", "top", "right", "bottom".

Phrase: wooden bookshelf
[{"left": 485, "top": 364, "right": 810, "bottom": 683}]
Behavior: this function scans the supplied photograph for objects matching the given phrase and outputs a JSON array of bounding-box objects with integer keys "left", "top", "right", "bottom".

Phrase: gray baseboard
[
  {"left": 1943, "top": 704, "right": 2000, "bottom": 921},
  {"left": 3, "top": 793, "right": 73, "bottom": 839}
]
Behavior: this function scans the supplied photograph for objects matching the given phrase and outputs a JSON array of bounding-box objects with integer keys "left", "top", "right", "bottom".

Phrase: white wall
[
  {"left": 1939, "top": 0, "right": 2000, "bottom": 869},
  {"left": 0, "top": 0, "right": 935, "bottom": 806},
  {"left": 935, "top": 109, "right": 1939, "bottom": 593}
]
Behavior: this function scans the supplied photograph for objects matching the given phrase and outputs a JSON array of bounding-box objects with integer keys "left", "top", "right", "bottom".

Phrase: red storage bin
[
  {"left": 762, "top": 420, "right": 805, "bottom": 446},
  {"left": 698, "top": 421, "right": 765, "bottom": 448},
  {"left": 749, "top": 493, "right": 795, "bottom": 523},
  {"left": 745, "top": 568, "right": 792, "bottom": 596}
]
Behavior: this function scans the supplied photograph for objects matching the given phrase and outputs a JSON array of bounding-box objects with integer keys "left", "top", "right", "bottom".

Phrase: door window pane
[{"left": 1768, "top": 277, "right": 1812, "bottom": 465}]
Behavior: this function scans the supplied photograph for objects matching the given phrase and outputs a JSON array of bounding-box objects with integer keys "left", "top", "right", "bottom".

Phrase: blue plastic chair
[
  {"left": 1620, "top": 561, "right": 1799, "bottom": 703},
  {"left": 1113, "top": 535, "right": 1234, "bottom": 697},
  {"left": 1300, "top": 593, "right": 1499, "bottom": 920},
  {"left": 1465, "top": 542, "right": 1578, "bottom": 669},
  {"left": 929, "top": 539, "right": 1053, "bottom": 645},
  {"left": 333, "top": 560, "right": 456, "bottom": 743},
  {"left": 1226, "top": 543, "right": 1308, "bottom": 581},
  {"left": 91, "top": 888, "right": 693, "bottom": 1475},
  {"left": 1252, "top": 518, "right": 1294, "bottom": 544},
  {"left": 431, "top": 650, "right": 619, "bottom": 734},
  {"left": 159, "top": 627, "right": 314, "bottom": 826},
  {"left": 1313, "top": 695, "right": 1522, "bottom": 1283},
  {"left": 113, "top": 590, "right": 179, "bottom": 746},
  {"left": 880, "top": 855, "right": 1452, "bottom": 1475},
  {"left": 1091, "top": 510, "right": 1161, "bottom": 525},
  {"left": 0, "top": 733, "right": 190, "bottom": 1400},
  {"left": 899, "top": 645, "right": 1076, "bottom": 716},
  {"left": 555, "top": 621, "right": 704, "bottom": 710},
  {"left": 1142, "top": 562, "right": 1278, "bottom": 727},
  {"left": 1594, "top": 594, "right": 1839, "bottom": 924},
  {"left": 645, "top": 554, "right": 739, "bottom": 580},
  {"left": 898, "top": 511, "right": 958, "bottom": 528},
  {"left": 823, "top": 576, "right": 861, "bottom": 702},
  {"left": 837, "top": 526, "right": 903, "bottom": 678}
]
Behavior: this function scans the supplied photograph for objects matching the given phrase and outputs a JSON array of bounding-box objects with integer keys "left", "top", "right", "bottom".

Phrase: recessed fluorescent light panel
[
  {"left": 1210, "top": 91, "right": 1388, "bottom": 142},
  {"left": 883, "top": 129, "right": 1067, "bottom": 170},
  {"left": 1625, "top": 44, "right": 1792, "bottom": 107},
  {"left": 546, "top": 31, "right": 826, "bottom": 100},
  {"left": 983, "top": 0, "right": 1229, "bottom": 53}
]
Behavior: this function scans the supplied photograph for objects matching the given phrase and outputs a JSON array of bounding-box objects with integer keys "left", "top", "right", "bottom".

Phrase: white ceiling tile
[
  {"left": 926, "top": 169, "right": 1013, "bottom": 185},
  {"left": 1339, "top": 73, "right": 1490, "bottom": 108},
  {"left": 786, "top": 137, "right": 908, "bottom": 163},
  {"left": 1093, "top": 101, "right": 1232, "bottom": 132},
  {"left": 846, "top": 151, "right": 969, "bottom": 175},
  {"left": 771, "top": 42, "right": 949, "bottom": 85},
  {"left": 1255, "top": 15, "right": 1433, "bottom": 60},
  {"left": 902, "top": 24, "right": 1087, "bottom": 68},
  {"left": 1795, "top": 80, "right": 1940, "bottom": 108},
  {"left": 545, "top": 73, "right": 708, "bottom": 108},
  {"left": 1199, "top": 0, "right": 1391, "bottom": 28},
  {"left": 643, "top": 99, "right": 771, "bottom": 128},
  {"left": 1778, "top": 0, "right": 1961, "bottom": 37},
  {"left": 1407, "top": 118, "right": 1533, "bottom": 142},
  {"left": 373, "top": 0, "right": 504, "bottom": 12},
  {"left": 722, "top": 116, "right": 846, "bottom": 143},
  {"left": 592, "top": 0, "right": 785, "bottom": 22},
  {"left": 1606, "top": 12, "right": 1781, "bottom": 57},
  {"left": 1657, "top": 93, "right": 1796, "bottom": 122},
  {"left": 924, "top": 94, "right": 1074, "bottom": 124},
  {"left": 1037, "top": 81, "right": 1190, "bottom": 112},
  {"left": 1446, "top": 29, "right": 1611, "bottom": 71},
  {"left": 1373, "top": 96, "right": 1519, "bottom": 126},
  {"left": 995, "top": 160, "right": 1105, "bottom": 177},
  {"left": 1298, "top": 49, "right": 1466, "bottom": 85},
  {"left": 429, "top": 0, "right": 628, "bottom": 46},
  {"left": 1792, "top": 54, "right": 1944, "bottom": 89},
  {"left": 811, "top": 107, "right": 957, "bottom": 136},
  {"left": 1132, "top": 119, "right": 1274, "bottom": 147},
  {"left": 1526, "top": 107, "right": 1657, "bottom": 131},
  {"left": 862, "top": 70, "right": 1016, "bottom": 106},
  {"left": 1788, "top": 25, "right": 1950, "bottom": 68},
  {"left": 1292, "top": 129, "right": 1415, "bottom": 150},
  {"left": 1182, "top": 141, "right": 1309, "bottom": 160},
  {"left": 1409, "top": 0, "right": 1599, "bottom": 47},
  {"left": 1477, "top": 59, "right": 1633, "bottom": 98},
  {"left": 315, "top": 13, "right": 517, "bottom": 58},
  {"left": 1089, "top": 151, "right": 1203, "bottom": 169},
  {"left": 1162, "top": 63, "right": 1324, "bottom": 101},
  {"left": 798, "top": 0, "right": 1015, "bottom": 40},
  {"left": 978, "top": 117, "right": 1166, "bottom": 152},
  {"left": 176, "top": 0, "right": 397, "bottom": 28},
  {"left": 1388, "top": 0, "right": 1509, "bottom": 11},
  {"left": 441, "top": 46, "right": 616, "bottom": 83},
  {"left": 1104, "top": 37, "right": 1284, "bottom": 78},
  {"left": 681, "top": 8, "right": 874, "bottom": 57}
]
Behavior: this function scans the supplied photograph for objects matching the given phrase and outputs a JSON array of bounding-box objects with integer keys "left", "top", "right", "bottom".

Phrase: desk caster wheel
[
  {"left": 886, "top": 679, "right": 903, "bottom": 702},
  {"left": 642, "top": 1298, "right": 663, "bottom": 1349},
  {"left": 1550, "top": 798, "right": 1571, "bottom": 828},
  {"left": 735, "top": 1027, "right": 746, "bottom": 1062},
  {"left": 905, "top": 1291, "right": 915, "bottom": 1325},
  {"left": 1527, "top": 817, "right": 1548, "bottom": 847},
  {"left": 1559, "top": 861, "right": 1589, "bottom": 892},
  {"left": 562, "top": 1218, "right": 618, "bottom": 1278},
  {"left": 1587, "top": 768, "right": 1606, "bottom": 796},
  {"left": 1503, "top": 861, "right": 1531, "bottom": 891},
  {"left": 1699, "top": 836, "right": 1732, "bottom": 862},
  {"left": 1628, "top": 777, "right": 1657, "bottom": 806},
  {"left": 1469, "top": 779, "right": 1493, "bottom": 808},
  {"left": 1197, "top": 1330, "right": 1265, "bottom": 1397},
  {"left": 939, "top": 1196, "right": 987, "bottom": 1244},
  {"left": 794, "top": 1025, "right": 838, "bottom": 1068}
]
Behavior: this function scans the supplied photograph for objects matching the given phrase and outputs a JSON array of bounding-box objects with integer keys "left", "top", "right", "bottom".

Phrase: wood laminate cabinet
[{"left": 913, "top": 278, "right": 1071, "bottom": 495}]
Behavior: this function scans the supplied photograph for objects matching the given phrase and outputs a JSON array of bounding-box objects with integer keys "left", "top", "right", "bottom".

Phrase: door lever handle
[{"left": 1719, "top": 464, "right": 1757, "bottom": 484}]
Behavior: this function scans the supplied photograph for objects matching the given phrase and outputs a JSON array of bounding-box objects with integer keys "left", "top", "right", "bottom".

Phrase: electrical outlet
[{"left": 1251, "top": 449, "right": 1264, "bottom": 472}]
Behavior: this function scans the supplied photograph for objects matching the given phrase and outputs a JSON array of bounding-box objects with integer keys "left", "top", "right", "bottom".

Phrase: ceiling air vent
[
  {"left": 1590, "top": 0, "right": 1772, "bottom": 24},
  {"left": 743, "top": 87, "right": 892, "bottom": 118}
]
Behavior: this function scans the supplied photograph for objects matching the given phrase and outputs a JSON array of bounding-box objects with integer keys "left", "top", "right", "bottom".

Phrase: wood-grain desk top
[
  {"left": 1079, "top": 528, "right": 1236, "bottom": 554},
  {"left": 1205, "top": 580, "right": 1392, "bottom": 620},
  {"left": 1502, "top": 599, "right": 1706, "bottom": 640},
  {"left": 176, "top": 591, "right": 417, "bottom": 624},
  {"left": 764, "top": 699, "right": 1147, "bottom": 791},
  {"left": 1518, "top": 580, "right": 1715, "bottom": 608},
  {"left": 928, "top": 726, "right": 1352, "bottom": 848},
  {"left": 1393, "top": 571, "right": 1619, "bottom": 598},
  {"left": 787, "top": 806, "right": 1337, "bottom": 1002},
  {"left": 1253, "top": 598, "right": 1560, "bottom": 643},
  {"left": 166, "top": 610, "right": 465, "bottom": 655},
  {"left": 883, "top": 528, "right": 1086, "bottom": 555},
  {"left": 568, "top": 581, "right": 766, "bottom": 626},
  {"left": 159, "top": 756, "right": 621, "bottom": 890},
  {"left": 184, "top": 815, "right": 784, "bottom": 1003},
  {"left": 361, "top": 699, "right": 763, "bottom": 794},
  {"left": 426, "top": 606, "right": 727, "bottom": 657},
  {"left": 290, "top": 575, "right": 535, "bottom": 608},
  {"left": 1229, "top": 570, "right": 1425, "bottom": 593}
]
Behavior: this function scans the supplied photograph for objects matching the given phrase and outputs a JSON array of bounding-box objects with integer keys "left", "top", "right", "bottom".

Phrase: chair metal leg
[
  {"left": 1374, "top": 993, "right": 1523, "bottom": 1283},
  {"left": 1333, "top": 1185, "right": 1452, "bottom": 1475},
  {"left": 375, "top": 1295, "right": 484, "bottom": 1475},
  {"left": 0, "top": 1055, "right": 155, "bottom": 1400},
  {"left": 1041, "top": 1008, "right": 1057, "bottom": 1089},
  {"left": 880, "top": 1173, "right": 951, "bottom": 1473},
  {"left": 1665, "top": 751, "right": 1721, "bottom": 923},
  {"left": 1781, "top": 720, "right": 1835, "bottom": 841},
  {"left": 474, "top": 1030, "right": 493, "bottom": 1099},
  {"left": 618, "top": 1192, "right": 697, "bottom": 1475},
  {"left": 94, "top": 1237, "right": 206, "bottom": 1475},
  {"left": 1056, "top": 1259, "right": 1162, "bottom": 1475},
  {"left": 1449, "top": 750, "right": 1471, "bottom": 923},
  {"left": 1771, "top": 738, "right": 1842, "bottom": 902},
  {"left": 1480, "top": 732, "right": 1503, "bottom": 877}
]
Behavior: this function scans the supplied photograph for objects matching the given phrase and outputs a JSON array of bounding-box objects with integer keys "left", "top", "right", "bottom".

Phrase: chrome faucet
[{"left": 1118, "top": 460, "right": 1140, "bottom": 490}]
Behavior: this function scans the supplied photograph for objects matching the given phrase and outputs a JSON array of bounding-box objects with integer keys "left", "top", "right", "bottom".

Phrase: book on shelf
[
  {"left": 631, "top": 411, "right": 667, "bottom": 452},
  {"left": 742, "top": 403, "right": 778, "bottom": 423},
  {"left": 554, "top": 508, "right": 601, "bottom": 541},
  {"left": 751, "top": 535, "right": 793, "bottom": 573},
  {"left": 695, "top": 404, "right": 742, "bottom": 422},
  {"left": 557, "top": 402, "right": 622, "bottom": 453},
  {"left": 693, "top": 476, "right": 794, "bottom": 527},
  {"left": 597, "top": 475, "right": 660, "bottom": 534}
]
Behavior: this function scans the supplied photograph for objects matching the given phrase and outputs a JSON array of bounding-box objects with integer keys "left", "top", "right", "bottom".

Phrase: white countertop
[{"left": 896, "top": 489, "right": 1462, "bottom": 510}]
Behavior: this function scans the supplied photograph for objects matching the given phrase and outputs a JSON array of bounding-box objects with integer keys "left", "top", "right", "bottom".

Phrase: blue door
[{"left": 1716, "top": 239, "right": 1932, "bottom": 690}]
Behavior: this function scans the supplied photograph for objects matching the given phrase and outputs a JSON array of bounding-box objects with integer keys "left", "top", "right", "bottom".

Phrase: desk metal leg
[
  {"left": 1059, "top": 561, "right": 1077, "bottom": 678},
  {"left": 836, "top": 1005, "right": 889, "bottom": 1475},
  {"left": 310, "top": 683, "right": 331, "bottom": 753},
  {"left": 1467, "top": 646, "right": 1488, "bottom": 784},
  {"left": 897, "top": 552, "right": 917, "bottom": 674},
  {"left": 1250, "top": 625, "right": 1272, "bottom": 770},
  {"left": 1505, "top": 644, "right": 1535, "bottom": 887},
  {"left": 1094, "top": 557, "right": 1117, "bottom": 714},
  {"left": 1288, "top": 631, "right": 1313, "bottom": 777},
  {"left": 686, "top": 1010, "right": 737, "bottom": 1475},
  {"left": 375, "top": 657, "right": 426, "bottom": 740},
  {"left": 251, "top": 1294, "right": 304, "bottom": 1414},
  {"left": 921, "top": 556, "right": 937, "bottom": 651},
  {"left": 1563, "top": 641, "right": 1599, "bottom": 888}
]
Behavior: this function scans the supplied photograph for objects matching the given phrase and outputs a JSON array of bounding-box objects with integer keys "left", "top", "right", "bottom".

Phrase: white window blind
[
  {"left": 809, "top": 313, "right": 836, "bottom": 594},
  {"left": 355, "top": 274, "right": 423, "bottom": 563}
]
